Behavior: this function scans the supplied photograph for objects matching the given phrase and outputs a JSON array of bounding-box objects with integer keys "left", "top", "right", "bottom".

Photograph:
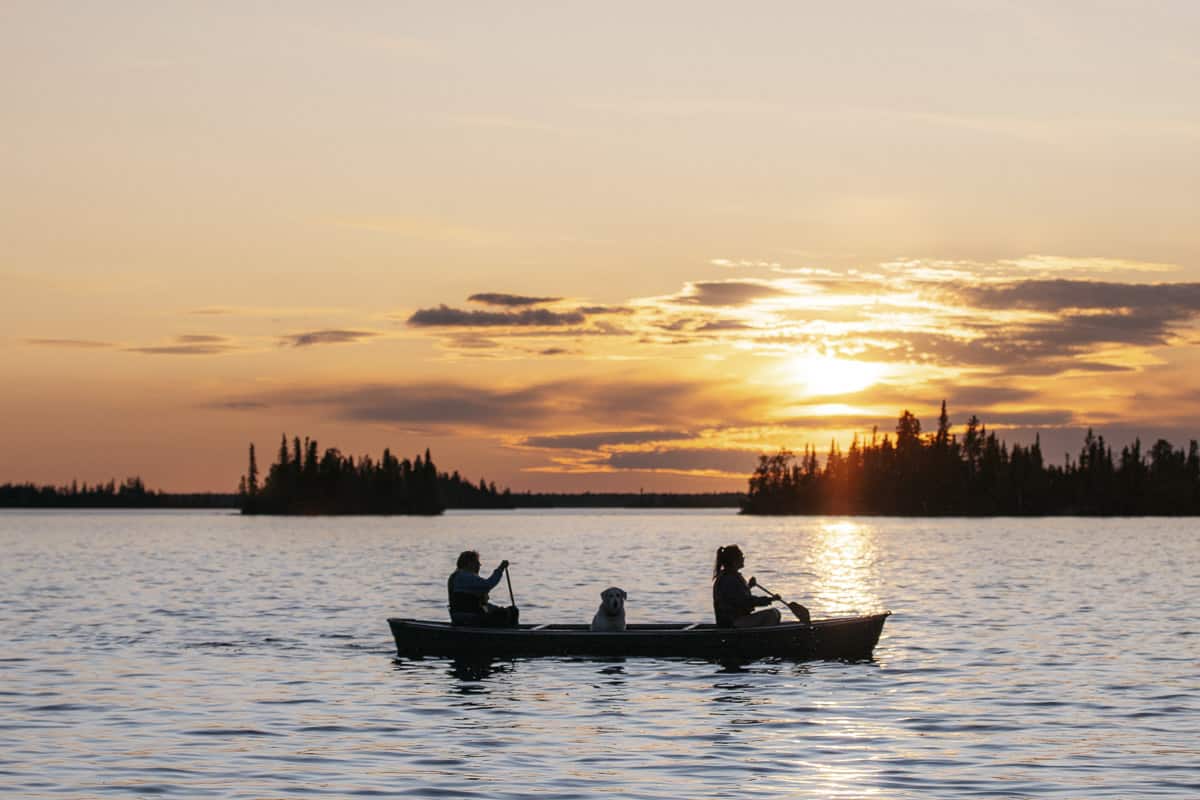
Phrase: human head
[
  {"left": 456, "top": 550, "right": 481, "bottom": 573},
  {"left": 713, "top": 544, "right": 745, "bottom": 578}
]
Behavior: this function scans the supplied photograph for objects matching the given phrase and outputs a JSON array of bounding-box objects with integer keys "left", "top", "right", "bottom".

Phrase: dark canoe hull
[{"left": 388, "top": 613, "right": 890, "bottom": 661}]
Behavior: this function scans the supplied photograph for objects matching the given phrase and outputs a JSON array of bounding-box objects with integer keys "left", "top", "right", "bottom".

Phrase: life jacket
[{"left": 447, "top": 571, "right": 486, "bottom": 615}]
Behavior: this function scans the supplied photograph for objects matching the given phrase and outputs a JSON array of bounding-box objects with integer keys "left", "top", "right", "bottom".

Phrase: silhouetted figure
[
  {"left": 447, "top": 550, "right": 519, "bottom": 627},
  {"left": 712, "top": 545, "right": 781, "bottom": 628}
]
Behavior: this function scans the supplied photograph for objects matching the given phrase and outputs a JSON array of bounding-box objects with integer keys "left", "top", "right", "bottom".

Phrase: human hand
[
  {"left": 747, "top": 576, "right": 757, "bottom": 589},
  {"left": 499, "top": 560, "right": 510, "bottom": 570},
  {"left": 771, "top": 593, "right": 782, "bottom": 602}
]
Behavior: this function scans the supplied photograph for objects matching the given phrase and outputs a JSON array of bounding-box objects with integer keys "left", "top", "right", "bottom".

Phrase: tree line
[
  {"left": 238, "top": 435, "right": 514, "bottom": 515},
  {"left": 0, "top": 478, "right": 238, "bottom": 508},
  {"left": 742, "top": 402, "right": 1200, "bottom": 516}
]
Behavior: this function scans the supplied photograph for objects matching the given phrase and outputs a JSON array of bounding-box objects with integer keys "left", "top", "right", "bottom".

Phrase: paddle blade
[{"left": 786, "top": 602, "right": 811, "bottom": 624}]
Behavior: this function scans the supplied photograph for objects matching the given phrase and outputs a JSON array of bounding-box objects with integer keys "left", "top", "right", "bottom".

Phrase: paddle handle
[
  {"left": 504, "top": 564, "right": 516, "bottom": 608},
  {"left": 752, "top": 579, "right": 781, "bottom": 599}
]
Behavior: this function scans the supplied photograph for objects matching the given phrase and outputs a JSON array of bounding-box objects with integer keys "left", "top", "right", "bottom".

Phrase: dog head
[{"left": 599, "top": 586, "right": 627, "bottom": 616}]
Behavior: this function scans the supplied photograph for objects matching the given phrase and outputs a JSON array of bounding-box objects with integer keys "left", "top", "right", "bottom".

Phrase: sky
[{"left": 3, "top": 1, "right": 1199, "bottom": 492}]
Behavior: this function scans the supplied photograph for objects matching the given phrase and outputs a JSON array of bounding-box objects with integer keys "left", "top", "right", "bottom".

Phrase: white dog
[{"left": 590, "top": 587, "right": 628, "bottom": 632}]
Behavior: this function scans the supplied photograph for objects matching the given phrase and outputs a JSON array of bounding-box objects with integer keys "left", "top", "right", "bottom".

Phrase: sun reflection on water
[{"left": 809, "top": 519, "right": 883, "bottom": 615}]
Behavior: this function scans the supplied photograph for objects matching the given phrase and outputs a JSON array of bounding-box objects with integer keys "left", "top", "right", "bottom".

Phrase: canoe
[{"left": 387, "top": 612, "right": 890, "bottom": 661}]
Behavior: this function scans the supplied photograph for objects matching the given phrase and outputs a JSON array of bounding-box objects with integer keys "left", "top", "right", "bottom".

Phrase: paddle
[
  {"left": 503, "top": 562, "right": 516, "bottom": 609},
  {"left": 498, "top": 561, "right": 519, "bottom": 627},
  {"left": 749, "top": 577, "right": 811, "bottom": 624}
]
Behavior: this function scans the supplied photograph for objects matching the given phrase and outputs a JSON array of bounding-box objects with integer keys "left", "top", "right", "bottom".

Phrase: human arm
[
  {"left": 451, "top": 563, "right": 507, "bottom": 594},
  {"left": 746, "top": 576, "right": 781, "bottom": 606}
]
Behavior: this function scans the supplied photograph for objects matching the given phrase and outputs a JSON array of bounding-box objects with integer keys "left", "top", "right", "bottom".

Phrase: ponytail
[{"left": 713, "top": 544, "right": 743, "bottom": 579}]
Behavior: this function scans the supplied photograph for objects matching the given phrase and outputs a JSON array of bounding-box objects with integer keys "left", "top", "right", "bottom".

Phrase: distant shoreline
[{"left": 0, "top": 489, "right": 746, "bottom": 511}]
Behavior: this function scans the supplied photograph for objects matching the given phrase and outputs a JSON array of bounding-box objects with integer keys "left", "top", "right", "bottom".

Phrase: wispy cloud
[
  {"left": 128, "top": 344, "right": 235, "bottom": 356},
  {"left": 213, "top": 377, "right": 761, "bottom": 433},
  {"left": 1000, "top": 256, "right": 1181, "bottom": 275},
  {"left": 520, "top": 430, "right": 693, "bottom": 450},
  {"left": 407, "top": 305, "right": 588, "bottom": 327},
  {"left": 945, "top": 279, "right": 1200, "bottom": 313},
  {"left": 206, "top": 400, "right": 270, "bottom": 410},
  {"left": 281, "top": 330, "right": 379, "bottom": 348},
  {"left": 468, "top": 293, "right": 562, "bottom": 307},
  {"left": 177, "top": 334, "right": 229, "bottom": 344},
  {"left": 126, "top": 335, "right": 237, "bottom": 356},
  {"left": 605, "top": 448, "right": 760, "bottom": 476},
  {"left": 668, "top": 280, "right": 792, "bottom": 307}
]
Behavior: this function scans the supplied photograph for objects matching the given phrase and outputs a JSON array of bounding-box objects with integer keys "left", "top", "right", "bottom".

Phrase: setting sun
[{"left": 788, "top": 356, "right": 891, "bottom": 397}]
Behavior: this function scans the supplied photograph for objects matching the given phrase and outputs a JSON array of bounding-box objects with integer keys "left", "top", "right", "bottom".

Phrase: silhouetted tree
[
  {"left": 239, "top": 435, "right": 509, "bottom": 515},
  {"left": 741, "top": 403, "right": 1200, "bottom": 517}
]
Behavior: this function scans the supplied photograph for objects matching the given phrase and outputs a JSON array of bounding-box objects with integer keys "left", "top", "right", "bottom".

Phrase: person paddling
[
  {"left": 447, "top": 550, "right": 519, "bottom": 627},
  {"left": 712, "top": 544, "right": 782, "bottom": 628}
]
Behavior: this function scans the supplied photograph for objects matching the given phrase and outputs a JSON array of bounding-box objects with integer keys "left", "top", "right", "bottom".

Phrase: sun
[{"left": 789, "top": 355, "right": 888, "bottom": 397}]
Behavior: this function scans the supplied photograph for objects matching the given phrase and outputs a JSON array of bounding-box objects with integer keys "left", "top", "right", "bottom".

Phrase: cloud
[
  {"left": 467, "top": 293, "right": 561, "bottom": 307},
  {"left": 974, "top": 410, "right": 1077, "bottom": 427},
  {"left": 177, "top": 334, "right": 230, "bottom": 344},
  {"left": 407, "top": 305, "right": 587, "bottom": 327},
  {"left": 126, "top": 335, "right": 239, "bottom": 356},
  {"left": 282, "top": 330, "right": 379, "bottom": 347},
  {"left": 695, "top": 319, "right": 754, "bottom": 332},
  {"left": 213, "top": 377, "right": 763, "bottom": 433},
  {"left": 127, "top": 344, "right": 235, "bottom": 355},
  {"left": 520, "top": 430, "right": 693, "bottom": 450},
  {"left": 606, "top": 448, "right": 760, "bottom": 475},
  {"left": 578, "top": 305, "right": 634, "bottom": 315},
  {"left": 207, "top": 400, "right": 270, "bottom": 410},
  {"left": 1000, "top": 256, "right": 1181, "bottom": 275},
  {"left": 25, "top": 338, "right": 114, "bottom": 348},
  {"left": 851, "top": 383, "right": 1039, "bottom": 409},
  {"left": 447, "top": 333, "right": 501, "bottom": 350},
  {"left": 538, "top": 347, "right": 569, "bottom": 356},
  {"left": 948, "top": 279, "right": 1200, "bottom": 314},
  {"left": 674, "top": 280, "right": 790, "bottom": 307}
]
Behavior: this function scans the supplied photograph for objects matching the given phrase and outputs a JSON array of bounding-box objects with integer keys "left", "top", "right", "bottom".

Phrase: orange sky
[{"left": 3, "top": 3, "right": 1199, "bottom": 492}]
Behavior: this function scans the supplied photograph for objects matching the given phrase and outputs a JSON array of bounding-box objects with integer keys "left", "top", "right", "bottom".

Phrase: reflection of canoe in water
[{"left": 388, "top": 613, "right": 890, "bottom": 661}]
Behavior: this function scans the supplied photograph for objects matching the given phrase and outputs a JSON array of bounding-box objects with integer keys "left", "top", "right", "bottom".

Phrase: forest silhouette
[
  {"left": 4, "top": 411, "right": 1198, "bottom": 515},
  {"left": 237, "top": 435, "right": 513, "bottom": 515},
  {"left": 0, "top": 477, "right": 235, "bottom": 508},
  {"left": 742, "top": 402, "right": 1200, "bottom": 516}
]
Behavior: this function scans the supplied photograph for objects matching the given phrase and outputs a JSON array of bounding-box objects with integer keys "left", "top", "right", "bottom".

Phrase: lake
[{"left": 1, "top": 510, "right": 1196, "bottom": 798}]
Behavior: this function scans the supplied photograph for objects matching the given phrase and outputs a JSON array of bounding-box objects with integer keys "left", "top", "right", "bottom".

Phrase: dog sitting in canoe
[{"left": 590, "top": 587, "right": 627, "bottom": 632}]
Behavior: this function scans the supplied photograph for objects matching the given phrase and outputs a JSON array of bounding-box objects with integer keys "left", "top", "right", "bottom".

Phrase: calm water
[{"left": 1, "top": 510, "right": 1197, "bottom": 798}]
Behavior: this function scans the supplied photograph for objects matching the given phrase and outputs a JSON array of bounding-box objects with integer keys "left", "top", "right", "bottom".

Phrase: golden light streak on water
[{"left": 809, "top": 520, "right": 883, "bottom": 615}]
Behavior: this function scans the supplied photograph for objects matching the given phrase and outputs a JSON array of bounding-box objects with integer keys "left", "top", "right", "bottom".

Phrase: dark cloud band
[
  {"left": 407, "top": 305, "right": 587, "bottom": 327},
  {"left": 468, "top": 292, "right": 562, "bottom": 307},
  {"left": 282, "top": 330, "right": 378, "bottom": 347}
]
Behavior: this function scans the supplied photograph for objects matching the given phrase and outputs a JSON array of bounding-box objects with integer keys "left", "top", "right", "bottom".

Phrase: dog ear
[{"left": 620, "top": 589, "right": 628, "bottom": 599}]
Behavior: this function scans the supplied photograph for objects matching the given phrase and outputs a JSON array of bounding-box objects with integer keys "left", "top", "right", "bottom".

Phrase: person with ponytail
[{"left": 712, "top": 544, "right": 782, "bottom": 628}]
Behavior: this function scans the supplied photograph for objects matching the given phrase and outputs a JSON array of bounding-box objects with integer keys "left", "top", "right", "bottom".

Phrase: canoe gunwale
[{"left": 387, "top": 612, "right": 890, "bottom": 661}]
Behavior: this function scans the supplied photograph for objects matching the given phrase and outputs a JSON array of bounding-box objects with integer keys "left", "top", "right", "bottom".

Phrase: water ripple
[{"left": 1, "top": 511, "right": 1197, "bottom": 799}]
